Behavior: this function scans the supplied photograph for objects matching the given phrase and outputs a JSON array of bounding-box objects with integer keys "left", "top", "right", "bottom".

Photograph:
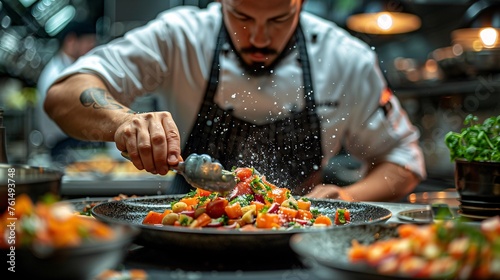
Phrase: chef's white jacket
[{"left": 56, "top": 2, "right": 426, "bottom": 180}]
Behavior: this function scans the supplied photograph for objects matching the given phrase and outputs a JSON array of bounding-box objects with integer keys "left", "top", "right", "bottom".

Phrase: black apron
[{"left": 170, "top": 23, "right": 323, "bottom": 194}]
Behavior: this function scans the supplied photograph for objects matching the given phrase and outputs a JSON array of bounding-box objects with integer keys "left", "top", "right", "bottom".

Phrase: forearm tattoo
[{"left": 80, "top": 88, "right": 133, "bottom": 113}]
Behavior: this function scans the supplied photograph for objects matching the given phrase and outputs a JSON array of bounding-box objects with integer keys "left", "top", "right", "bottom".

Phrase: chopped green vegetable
[{"left": 444, "top": 114, "right": 500, "bottom": 162}]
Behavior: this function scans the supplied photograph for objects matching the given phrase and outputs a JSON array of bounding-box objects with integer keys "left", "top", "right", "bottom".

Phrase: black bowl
[
  {"left": 455, "top": 160, "right": 500, "bottom": 202},
  {"left": 2, "top": 223, "right": 139, "bottom": 280},
  {"left": 0, "top": 163, "right": 63, "bottom": 212}
]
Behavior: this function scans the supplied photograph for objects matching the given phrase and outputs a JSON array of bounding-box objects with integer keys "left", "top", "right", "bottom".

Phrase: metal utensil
[{"left": 121, "top": 152, "right": 236, "bottom": 193}]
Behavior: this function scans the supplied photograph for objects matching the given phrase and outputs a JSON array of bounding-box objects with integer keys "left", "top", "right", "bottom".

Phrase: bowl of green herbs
[{"left": 444, "top": 114, "right": 500, "bottom": 203}]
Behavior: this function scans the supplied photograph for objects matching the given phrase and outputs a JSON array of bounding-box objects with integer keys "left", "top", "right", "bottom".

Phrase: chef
[{"left": 44, "top": 0, "right": 426, "bottom": 201}]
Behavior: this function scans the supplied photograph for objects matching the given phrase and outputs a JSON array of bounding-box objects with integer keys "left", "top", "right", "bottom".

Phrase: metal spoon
[{"left": 121, "top": 152, "right": 236, "bottom": 193}]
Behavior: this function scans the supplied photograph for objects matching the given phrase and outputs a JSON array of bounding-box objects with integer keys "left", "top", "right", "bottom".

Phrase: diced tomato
[
  {"left": 196, "top": 188, "right": 212, "bottom": 197},
  {"left": 205, "top": 197, "right": 228, "bottom": 218},
  {"left": 228, "top": 181, "right": 253, "bottom": 201},
  {"left": 234, "top": 167, "right": 254, "bottom": 181},
  {"left": 334, "top": 208, "right": 350, "bottom": 225}
]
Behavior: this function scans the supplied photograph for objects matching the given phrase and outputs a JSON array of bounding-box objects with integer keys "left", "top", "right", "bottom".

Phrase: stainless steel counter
[{"left": 60, "top": 174, "right": 174, "bottom": 198}]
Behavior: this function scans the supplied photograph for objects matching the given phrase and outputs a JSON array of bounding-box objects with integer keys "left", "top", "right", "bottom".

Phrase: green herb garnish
[{"left": 444, "top": 114, "right": 500, "bottom": 162}]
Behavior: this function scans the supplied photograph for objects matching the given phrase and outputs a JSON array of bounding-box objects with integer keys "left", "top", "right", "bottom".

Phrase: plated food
[
  {"left": 91, "top": 166, "right": 391, "bottom": 253},
  {"left": 141, "top": 167, "right": 351, "bottom": 230},
  {"left": 348, "top": 217, "right": 500, "bottom": 279},
  {"left": 0, "top": 193, "right": 138, "bottom": 279},
  {"left": 0, "top": 194, "right": 116, "bottom": 249},
  {"left": 290, "top": 217, "right": 500, "bottom": 279}
]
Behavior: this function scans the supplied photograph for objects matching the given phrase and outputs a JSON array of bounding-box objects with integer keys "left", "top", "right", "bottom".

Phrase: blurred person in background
[
  {"left": 35, "top": 21, "right": 105, "bottom": 165},
  {"left": 44, "top": 0, "right": 426, "bottom": 201}
]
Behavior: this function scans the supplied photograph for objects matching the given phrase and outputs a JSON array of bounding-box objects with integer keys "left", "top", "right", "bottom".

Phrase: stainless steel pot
[{"left": 0, "top": 163, "right": 63, "bottom": 212}]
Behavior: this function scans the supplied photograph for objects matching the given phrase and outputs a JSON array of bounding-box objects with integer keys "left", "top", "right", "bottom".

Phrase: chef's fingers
[
  {"left": 162, "top": 113, "right": 182, "bottom": 168},
  {"left": 115, "top": 117, "right": 144, "bottom": 171},
  {"left": 133, "top": 114, "right": 157, "bottom": 174},
  {"left": 148, "top": 113, "right": 171, "bottom": 175}
]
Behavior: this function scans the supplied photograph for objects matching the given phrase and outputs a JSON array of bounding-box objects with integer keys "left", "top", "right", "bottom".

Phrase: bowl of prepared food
[
  {"left": 0, "top": 194, "right": 139, "bottom": 280},
  {"left": 0, "top": 163, "right": 63, "bottom": 213},
  {"left": 290, "top": 216, "right": 500, "bottom": 279},
  {"left": 91, "top": 167, "right": 392, "bottom": 256}
]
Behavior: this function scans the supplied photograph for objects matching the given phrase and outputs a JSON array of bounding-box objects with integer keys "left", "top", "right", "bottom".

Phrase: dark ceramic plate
[
  {"left": 60, "top": 197, "right": 113, "bottom": 213},
  {"left": 290, "top": 224, "right": 415, "bottom": 279},
  {"left": 91, "top": 195, "right": 392, "bottom": 254}
]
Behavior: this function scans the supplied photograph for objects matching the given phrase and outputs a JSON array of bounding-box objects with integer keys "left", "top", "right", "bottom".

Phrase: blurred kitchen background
[{"left": 0, "top": 0, "right": 499, "bottom": 191}]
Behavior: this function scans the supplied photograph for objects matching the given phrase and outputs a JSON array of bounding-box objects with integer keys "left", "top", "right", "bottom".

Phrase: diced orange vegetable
[
  {"left": 14, "top": 193, "right": 34, "bottom": 218},
  {"left": 180, "top": 197, "right": 199, "bottom": 208},
  {"left": 314, "top": 215, "right": 332, "bottom": 226},
  {"left": 296, "top": 209, "right": 313, "bottom": 220},
  {"left": 142, "top": 211, "right": 165, "bottom": 225},
  {"left": 297, "top": 199, "right": 311, "bottom": 211},
  {"left": 267, "top": 187, "right": 289, "bottom": 205},
  {"left": 190, "top": 213, "right": 212, "bottom": 228},
  {"left": 279, "top": 206, "right": 298, "bottom": 221},
  {"left": 397, "top": 224, "right": 420, "bottom": 238},
  {"left": 251, "top": 201, "right": 265, "bottom": 214},
  {"left": 196, "top": 188, "right": 212, "bottom": 197},
  {"left": 348, "top": 240, "right": 368, "bottom": 262},
  {"left": 225, "top": 202, "right": 243, "bottom": 219},
  {"left": 255, "top": 213, "right": 280, "bottom": 229}
]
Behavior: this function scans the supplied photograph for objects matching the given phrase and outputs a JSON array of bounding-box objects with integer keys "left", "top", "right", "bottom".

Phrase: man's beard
[{"left": 236, "top": 46, "right": 278, "bottom": 77}]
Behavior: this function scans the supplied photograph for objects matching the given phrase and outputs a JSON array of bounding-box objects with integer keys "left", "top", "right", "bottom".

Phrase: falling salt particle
[
  {"left": 341, "top": 118, "right": 345, "bottom": 121},
  {"left": 231, "top": 94, "right": 236, "bottom": 98},
  {"left": 371, "top": 46, "right": 375, "bottom": 50},
  {"left": 257, "top": 87, "right": 261, "bottom": 90}
]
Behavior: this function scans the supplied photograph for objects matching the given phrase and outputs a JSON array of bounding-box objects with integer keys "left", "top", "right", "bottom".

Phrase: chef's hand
[
  {"left": 114, "top": 111, "right": 181, "bottom": 175},
  {"left": 305, "top": 184, "right": 355, "bottom": 201}
]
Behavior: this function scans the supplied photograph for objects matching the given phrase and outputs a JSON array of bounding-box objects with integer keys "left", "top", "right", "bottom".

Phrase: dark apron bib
[{"left": 170, "top": 23, "right": 323, "bottom": 194}]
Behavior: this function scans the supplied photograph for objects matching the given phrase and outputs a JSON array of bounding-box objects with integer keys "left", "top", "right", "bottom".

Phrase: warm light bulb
[
  {"left": 479, "top": 27, "right": 498, "bottom": 48},
  {"left": 377, "top": 13, "right": 393, "bottom": 30}
]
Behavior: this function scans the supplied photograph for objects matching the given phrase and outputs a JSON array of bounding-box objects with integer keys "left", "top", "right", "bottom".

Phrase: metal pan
[{"left": 0, "top": 163, "right": 63, "bottom": 212}]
